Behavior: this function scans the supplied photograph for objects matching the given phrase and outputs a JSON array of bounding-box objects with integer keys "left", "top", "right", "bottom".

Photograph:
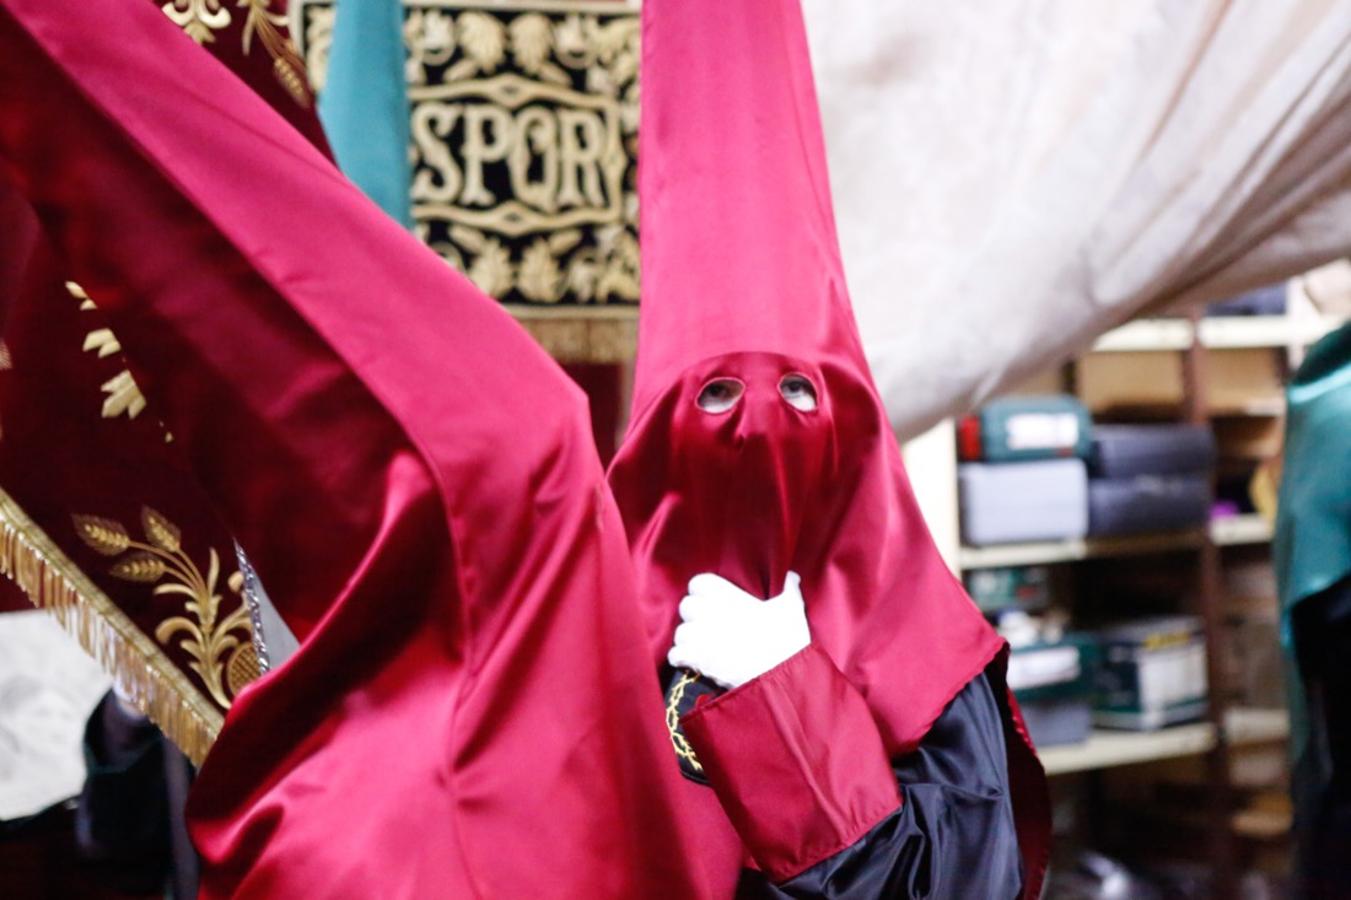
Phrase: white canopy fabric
[{"left": 803, "top": 0, "right": 1351, "bottom": 439}]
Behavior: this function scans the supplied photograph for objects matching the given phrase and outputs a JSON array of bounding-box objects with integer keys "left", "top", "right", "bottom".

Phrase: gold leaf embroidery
[
  {"left": 467, "top": 237, "right": 515, "bottom": 297},
  {"left": 162, "top": 0, "right": 232, "bottom": 45},
  {"left": 548, "top": 229, "right": 583, "bottom": 256},
  {"left": 82, "top": 328, "right": 122, "bottom": 359},
  {"left": 73, "top": 284, "right": 150, "bottom": 422},
  {"left": 404, "top": 10, "right": 455, "bottom": 87},
  {"left": 75, "top": 508, "right": 253, "bottom": 710},
  {"left": 451, "top": 11, "right": 507, "bottom": 78},
  {"left": 141, "top": 507, "right": 183, "bottom": 554},
  {"left": 73, "top": 515, "right": 133, "bottom": 557},
  {"left": 301, "top": 6, "right": 336, "bottom": 92},
  {"left": 509, "top": 13, "right": 568, "bottom": 86},
  {"left": 518, "top": 236, "right": 564, "bottom": 303},
  {"left": 110, "top": 552, "right": 169, "bottom": 583},
  {"left": 238, "top": 0, "right": 313, "bottom": 107},
  {"left": 100, "top": 370, "right": 148, "bottom": 421}
]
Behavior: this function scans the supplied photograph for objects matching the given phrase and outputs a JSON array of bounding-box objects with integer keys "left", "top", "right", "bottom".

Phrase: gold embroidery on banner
[
  {"left": 97, "top": 371, "right": 149, "bottom": 421},
  {"left": 82, "top": 328, "right": 122, "bottom": 360},
  {"left": 301, "top": 5, "right": 337, "bottom": 91},
  {"left": 226, "top": 639, "right": 262, "bottom": 696},
  {"left": 295, "top": 0, "right": 640, "bottom": 309},
  {"left": 451, "top": 11, "right": 507, "bottom": 78},
  {"left": 238, "top": 0, "right": 314, "bottom": 107},
  {"left": 665, "top": 669, "right": 705, "bottom": 775},
  {"left": 0, "top": 488, "right": 224, "bottom": 766},
  {"left": 160, "top": 0, "right": 312, "bottom": 107},
  {"left": 70, "top": 282, "right": 149, "bottom": 422},
  {"left": 162, "top": 0, "right": 232, "bottom": 45},
  {"left": 73, "top": 507, "right": 255, "bottom": 711}
]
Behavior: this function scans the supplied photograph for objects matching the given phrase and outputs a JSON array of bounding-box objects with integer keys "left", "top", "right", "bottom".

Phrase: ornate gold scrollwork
[
  {"left": 162, "top": 0, "right": 312, "bottom": 107},
  {"left": 162, "top": 0, "right": 231, "bottom": 45},
  {"left": 296, "top": 1, "right": 640, "bottom": 312}
]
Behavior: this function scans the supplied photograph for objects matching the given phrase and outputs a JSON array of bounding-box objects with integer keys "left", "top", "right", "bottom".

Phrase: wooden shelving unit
[
  {"left": 954, "top": 287, "right": 1345, "bottom": 887},
  {"left": 960, "top": 530, "right": 1204, "bottom": 570}
]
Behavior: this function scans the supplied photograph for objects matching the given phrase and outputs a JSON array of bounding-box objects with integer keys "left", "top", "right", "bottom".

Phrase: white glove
[{"left": 666, "top": 571, "right": 811, "bottom": 689}]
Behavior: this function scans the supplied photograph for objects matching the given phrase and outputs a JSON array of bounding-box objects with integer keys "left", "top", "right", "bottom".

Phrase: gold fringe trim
[
  {"left": 514, "top": 312, "right": 637, "bottom": 364},
  {"left": 0, "top": 487, "right": 223, "bottom": 766}
]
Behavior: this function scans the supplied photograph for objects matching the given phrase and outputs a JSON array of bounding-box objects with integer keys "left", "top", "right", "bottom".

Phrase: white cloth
[
  {"left": 667, "top": 572, "right": 811, "bottom": 689},
  {"left": 0, "top": 610, "right": 110, "bottom": 820},
  {"left": 804, "top": 0, "right": 1351, "bottom": 439}
]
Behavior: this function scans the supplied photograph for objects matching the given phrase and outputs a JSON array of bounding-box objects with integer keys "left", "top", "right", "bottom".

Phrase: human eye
[
  {"left": 696, "top": 378, "right": 745, "bottom": 413},
  {"left": 778, "top": 374, "right": 818, "bottom": 412}
]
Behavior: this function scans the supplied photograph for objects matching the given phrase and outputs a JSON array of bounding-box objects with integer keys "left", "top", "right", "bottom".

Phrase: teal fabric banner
[
  {"left": 318, "top": 0, "right": 414, "bottom": 228},
  {"left": 1276, "top": 322, "right": 1351, "bottom": 837}
]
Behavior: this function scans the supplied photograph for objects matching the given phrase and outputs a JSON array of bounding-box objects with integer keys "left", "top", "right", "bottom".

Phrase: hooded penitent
[
  {"left": 608, "top": 0, "right": 1050, "bottom": 893},
  {"left": 0, "top": 0, "right": 706, "bottom": 896}
]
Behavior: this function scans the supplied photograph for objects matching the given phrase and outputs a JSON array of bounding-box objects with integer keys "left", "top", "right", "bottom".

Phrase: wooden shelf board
[
  {"left": 959, "top": 530, "right": 1204, "bottom": 570},
  {"left": 1041, "top": 708, "right": 1288, "bottom": 776},
  {"left": 1091, "top": 315, "right": 1344, "bottom": 354},
  {"left": 1093, "top": 319, "right": 1194, "bottom": 352},
  {"left": 1198, "top": 315, "right": 1337, "bottom": 349},
  {"left": 1209, "top": 396, "right": 1286, "bottom": 417},
  {"left": 1041, "top": 722, "right": 1214, "bottom": 775}
]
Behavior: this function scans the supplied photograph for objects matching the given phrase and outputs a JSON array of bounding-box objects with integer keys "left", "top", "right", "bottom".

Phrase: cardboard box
[
  {"left": 1077, "top": 351, "right": 1184, "bottom": 413},
  {"left": 1076, "top": 348, "right": 1285, "bottom": 417},
  {"left": 1213, "top": 416, "right": 1284, "bottom": 461}
]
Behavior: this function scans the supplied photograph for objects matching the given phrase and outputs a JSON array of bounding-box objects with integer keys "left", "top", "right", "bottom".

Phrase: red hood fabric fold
[
  {"left": 608, "top": 0, "right": 1049, "bottom": 894},
  {"left": 0, "top": 0, "right": 707, "bottom": 895}
]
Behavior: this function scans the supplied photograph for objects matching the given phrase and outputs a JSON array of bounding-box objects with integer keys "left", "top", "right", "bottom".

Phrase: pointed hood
[
  {"left": 609, "top": 1, "right": 1050, "bottom": 895},
  {"left": 632, "top": 0, "right": 865, "bottom": 414}
]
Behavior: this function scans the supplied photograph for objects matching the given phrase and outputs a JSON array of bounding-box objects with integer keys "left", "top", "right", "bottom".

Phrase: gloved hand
[{"left": 666, "top": 571, "right": 811, "bottom": 689}]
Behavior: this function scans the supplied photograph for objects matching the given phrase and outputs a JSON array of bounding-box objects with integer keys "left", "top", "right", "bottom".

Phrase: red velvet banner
[{"left": 0, "top": 0, "right": 328, "bottom": 763}]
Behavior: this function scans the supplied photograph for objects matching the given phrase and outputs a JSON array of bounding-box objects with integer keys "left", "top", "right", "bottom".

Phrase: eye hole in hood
[
  {"left": 779, "top": 374, "right": 818, "bottom": 412},
  {"left": 696, "top": 378, "right": 745, "bottom": 414}
]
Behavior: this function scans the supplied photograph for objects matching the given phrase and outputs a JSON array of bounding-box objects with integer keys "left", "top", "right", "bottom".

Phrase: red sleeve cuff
[{"left": 680, "top": 642, "right": 900, "bottom": 882}]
